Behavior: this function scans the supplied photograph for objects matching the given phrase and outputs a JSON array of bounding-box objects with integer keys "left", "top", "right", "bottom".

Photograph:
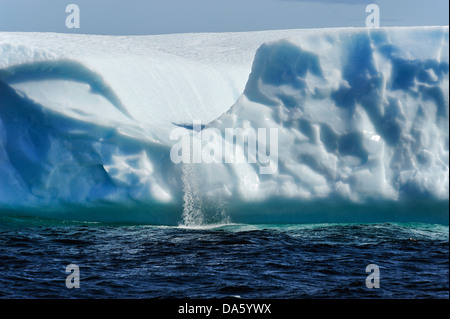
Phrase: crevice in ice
[{"left": 0, "top": 60, "right": 132, "bottom": 120}]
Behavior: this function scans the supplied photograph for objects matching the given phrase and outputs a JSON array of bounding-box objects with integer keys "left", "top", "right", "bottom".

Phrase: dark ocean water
[{"left": 0, "top": 216, "right": 448, "bottom": 299}]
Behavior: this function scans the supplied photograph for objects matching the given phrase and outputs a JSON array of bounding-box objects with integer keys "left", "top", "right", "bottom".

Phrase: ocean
[{"left": 0, "top": 216, "right": 447, "bottom": 299}]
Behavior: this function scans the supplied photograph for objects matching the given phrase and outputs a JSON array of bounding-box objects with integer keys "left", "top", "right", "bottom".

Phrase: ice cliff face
[
  {"left": 0, "top": 27, "right": 448, "bottom": 225},
  {"left": 210, "top": 27, "right": 449, "bottom": 203}
]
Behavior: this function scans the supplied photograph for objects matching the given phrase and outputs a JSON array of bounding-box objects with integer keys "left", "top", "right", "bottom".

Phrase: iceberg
[{"left": 0, "top": 27, "right": 448, "bottom": 225}]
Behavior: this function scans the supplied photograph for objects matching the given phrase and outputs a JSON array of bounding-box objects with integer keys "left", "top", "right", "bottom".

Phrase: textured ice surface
[{"left": 0, "top": 27, "right": 448, "bottom": 225}]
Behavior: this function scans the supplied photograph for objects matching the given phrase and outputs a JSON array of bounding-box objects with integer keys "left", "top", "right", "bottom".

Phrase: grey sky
[{"left": 0, "top": 0, "right": 448, "bottom": 35}]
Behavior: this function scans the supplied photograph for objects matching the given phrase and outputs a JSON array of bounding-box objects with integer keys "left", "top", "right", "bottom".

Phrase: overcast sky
[{"left": 0, "top": 0, "right": 448, "bottom": 35}]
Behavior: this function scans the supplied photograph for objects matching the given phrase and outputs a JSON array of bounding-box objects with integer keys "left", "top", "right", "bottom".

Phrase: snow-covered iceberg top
[{"left": 0, "top": 27, "right": 448, "bottom": 225}]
